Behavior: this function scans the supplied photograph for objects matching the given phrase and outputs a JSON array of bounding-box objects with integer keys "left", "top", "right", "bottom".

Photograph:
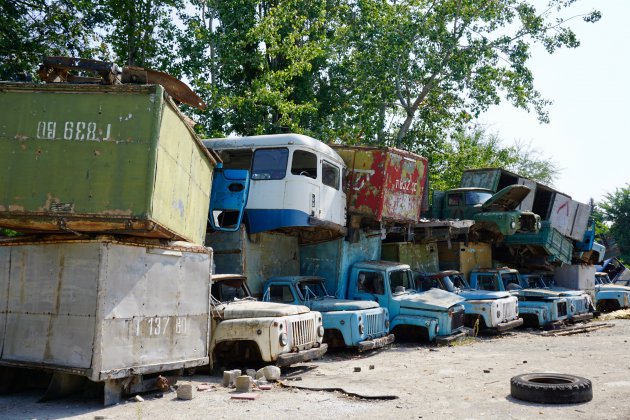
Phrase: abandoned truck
[
  {"left": 519, "top": 273, "right": 594, "bottom": 323},
  {"left": 262, "top": 276, "right": 394, "bottom": 351},
  {"left": 210, "top": 274, "right": 327, "bottom": 367},
  {"left": 595, "top": 273, "right": 630, "bottom": 312},
  {"left": 416, "top": 271, "right": 523, "bottom": 332},
  {"left": 469, "top": 268, "right": 569, "bottom": 328},
  {"left": 431, "top": 185, "right": 541, "bottom": 238},
  {"left": 345, "top": 261, "right": 468, "bottom": 344},
  {"left": 203, "top": 134, "right": 347, "bottom": 243}
]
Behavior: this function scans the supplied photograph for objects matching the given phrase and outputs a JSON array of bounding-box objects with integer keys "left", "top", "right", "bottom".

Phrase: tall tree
[
  {"left": 599, "top": 185, "right": 630, "bottom": 263},
  {"left": 335, "top": 0, "right": 601, "bottom": 148},
  {"left": 0, "top": 0, "right": 105, "bottom": 79}
]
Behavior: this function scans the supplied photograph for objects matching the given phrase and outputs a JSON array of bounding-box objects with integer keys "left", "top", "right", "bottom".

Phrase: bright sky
[{"left": 479, "top": 0, "right": 629, "bottom": 204}]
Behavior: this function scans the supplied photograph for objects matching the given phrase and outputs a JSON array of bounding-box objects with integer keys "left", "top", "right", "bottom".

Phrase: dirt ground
[{"left": 1, "top": 318, "right": 629, "bottom": 420}]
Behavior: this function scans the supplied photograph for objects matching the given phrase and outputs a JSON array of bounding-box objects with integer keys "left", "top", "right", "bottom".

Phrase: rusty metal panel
[
  {"left": 207, "top": 227, "right": 299, "bottom": 297},
  {"left": 0, "top": 239, "right": 211, "bottom": 381},
  {"left": 548, "top": 193, "right": 575, "bottom": 238},
  {"left": 381, "top": 242, "right": 439, "bottom": 273},
  {"left": 300, "top": 230, "right": 381, "bottom": 298},
  {"left": 333, "top": 146, "right": 428, "bottom": 224},
  {"left": 0, "top": 83, "right": 216, "bottom": 244},
  {"left": 437, "top": 242, "right": 492, "bottom": 278}
]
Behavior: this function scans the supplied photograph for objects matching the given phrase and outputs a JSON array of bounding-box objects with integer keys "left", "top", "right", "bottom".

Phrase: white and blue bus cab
[{"left": 203, "top": 134, "right": 347, "bottom": 241}]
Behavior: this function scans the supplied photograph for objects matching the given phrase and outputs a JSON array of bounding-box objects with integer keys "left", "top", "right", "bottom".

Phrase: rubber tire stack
[{"left": 510, "top": 373, "right": 593, "bottom": 404}]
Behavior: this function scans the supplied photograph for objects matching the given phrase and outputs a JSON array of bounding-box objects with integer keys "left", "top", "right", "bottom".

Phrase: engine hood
[
  {"left": 459, "top": 289, "right": 512, "bottom": 300},
  {"left": 599, "top": 284, "right": 630, "bottom": 292},
  {"left": 397, "top": 288, "right": 465, "bottom": 311},
  {"left": 482, "top": 185, "right": 531, "bottom": 211},
  {"left": 513, "top": 288, "right": 565, "bottom": 299},
  {"left": 222, "top": 301, "right": 310, "bottom": 320},
  {"left": 307, "top": 299, "right": 380, "bottom": 312}
]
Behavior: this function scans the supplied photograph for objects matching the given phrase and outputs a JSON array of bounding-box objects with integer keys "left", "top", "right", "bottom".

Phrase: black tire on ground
[{"left": 510, "top": 373, "right": 593, "bottom": 404}]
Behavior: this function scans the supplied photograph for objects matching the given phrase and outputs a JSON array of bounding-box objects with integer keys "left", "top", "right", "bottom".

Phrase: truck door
[
  {"left": 319, "top": 159, "right": 344, "bottom": 224},
  {"left": 354, "top": 270, "right": 388, "bottom": 307},
  {"left": 285, "top": 149, "right": 320, "bottom": 220},
  {"left": 208, "top": 164, "right": 249, "bottom": 232}
]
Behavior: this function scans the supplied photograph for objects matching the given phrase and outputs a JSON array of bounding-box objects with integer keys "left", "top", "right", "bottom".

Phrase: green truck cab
[{"left": 432, "top": 185, "right": 541, "bottom": 238}]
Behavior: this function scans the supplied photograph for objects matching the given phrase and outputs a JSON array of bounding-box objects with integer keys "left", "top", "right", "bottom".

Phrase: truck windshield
[
  {"left": 614, "top": 280, "right": 630, "bottom": 287},
  {"left": 523, "top": 276, "right": 546, "bottom": 289},
  {"left": 390, "top": 270, "right": 414, "bottom": 294},
  {"left": 595, "top": 274, "right": 610, "bottom": 284},
  {"left": 477, "top": 274, "right": 499, "bottom": 291},
  {"left": 443, "top": 274, "right": 469, "bottom": 290},
  {"left": 465, "top": 191, "right": 493, "bottom": 205},
  {"left": 298, "top": 280, "right": 329, "bottom": 299},
  {"left": 251, "top": 148, "right": 289, "bottom": 180},
  {"left": 502, "top": 273, "right": 522, "bottom": 290},
  {"left": 211, "top": 280, "right": 249, "bottom": 302}
]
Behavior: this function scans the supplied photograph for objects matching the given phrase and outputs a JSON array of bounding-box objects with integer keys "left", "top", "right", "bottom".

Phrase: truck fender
[{"left": 390, "top": 315, "right": 439, "bottom": 341}]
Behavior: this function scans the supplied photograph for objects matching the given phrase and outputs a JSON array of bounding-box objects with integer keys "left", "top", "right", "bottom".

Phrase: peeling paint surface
[{"left": 333, "top": 146, "right": 427, "bottom": 223}]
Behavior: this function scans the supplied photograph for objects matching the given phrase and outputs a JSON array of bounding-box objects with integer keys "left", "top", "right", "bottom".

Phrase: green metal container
[{"left": 0, "top": 83, "right": 217, "bottom": 244}]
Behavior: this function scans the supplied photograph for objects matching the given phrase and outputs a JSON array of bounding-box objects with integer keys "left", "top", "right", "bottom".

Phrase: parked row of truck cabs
[
  {"left": 209, "top": 274, "right": 327, "bottom": 367},
  {"left": 346, "top": 261, "right": 467, "bottom": 342},
  {"left": 468, "top": 268, "right": 569, "bottom": 328},
  {"left": 262, "top": 276, "right": 394, "bottom": 351},
  {"left": 203, "top": 134, "right": 346, "bottom": 235},
  {"left": 416, "top": 271, "right": 522, "bottom": 332}
]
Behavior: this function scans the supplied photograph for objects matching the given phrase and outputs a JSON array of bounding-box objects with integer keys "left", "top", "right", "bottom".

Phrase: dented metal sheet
[
  {"left": 437, "top": 242, "right": 492, "bottom": 279},
  {"left": 206, "top": 226, "right": 300, "bottom": 297},
  {"left": 381, "top": 242, "right": 439, "bottom": 274},
  {"left": 333, "top": 146, "right": 428, "bottom": 224},
  {"left": 0, "top": 83, "right": 216, "bottom": 245},
  {"left": 0, "top": 238, "right": 211, "bottom": 381},
  {"left": 299, "top": 230, "right": 382, "bottom": 299}
]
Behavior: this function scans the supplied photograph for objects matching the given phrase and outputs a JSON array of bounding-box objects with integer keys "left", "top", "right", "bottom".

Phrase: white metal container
[{"left": 0, "top": 237, "right": 211, "bottom": 382}]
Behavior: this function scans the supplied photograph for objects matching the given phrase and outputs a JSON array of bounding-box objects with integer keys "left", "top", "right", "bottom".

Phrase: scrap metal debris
[
  {"left": 536, "top": 323, "right": 614, "bottom": 337},
  {"left": 278, "top": 381, "right": 398, "bottom": 400}
]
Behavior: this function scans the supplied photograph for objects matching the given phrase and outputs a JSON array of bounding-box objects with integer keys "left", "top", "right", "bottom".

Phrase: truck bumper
[
  {"left": 495, "top": 318, "right": 524, "bottom": 333},
  {"left": 569, "top": 313, "right": 594, "bottom": 323},
  {"left": 357, "top": 334, "right": 395, "bottom": 352},
  {"left": 276, "top": 344, "right": 328, "bottom": 367},
  {"left": 435, "top": 328, "right": 471, "bottom": 346}
]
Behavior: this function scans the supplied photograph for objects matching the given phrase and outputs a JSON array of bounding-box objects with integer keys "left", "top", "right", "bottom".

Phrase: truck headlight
[
  {"left": 435, "top": 324, "right": 439, "bottom": 334},
  {"left": 385, "top": 320, "right": 390, "bottom": 329},
  {"left": 536, "top": 221, "right": 542, "bottom": 230},
  {"left": 358, "top": 323, "right": 364, "bottom": 335},
  {"left": 510, "top": 220, "right": 516, "bottom": 229},
  {"left": 279, "top": 332, "right": 288, "bottom": 346},
  {"left": 317, "top": 325, "right": 325, "bottom": 337}
]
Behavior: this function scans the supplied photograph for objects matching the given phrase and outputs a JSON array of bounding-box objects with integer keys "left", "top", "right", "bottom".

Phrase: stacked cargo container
[{"left": 0, "top": 63, "right": 218, "bottom": 404}]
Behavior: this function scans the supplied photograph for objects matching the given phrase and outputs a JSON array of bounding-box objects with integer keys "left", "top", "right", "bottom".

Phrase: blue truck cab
[
  {"left": 262, "top": 276, "right": 394, "bottom": 351},
  {"left": 345, "top": 261, "right": 468, "bottom": 344},
  {"left": 595, "top": 274, "right": 630, "bottom": 312},
  {"left": 520, "top": 273, "right": 594, "bottom": 323},
  {"left": 416, "top": 271, "right": 523, "bottom": 332},
  {"left": 469, "top": 268, "right": 569, "bottom": 328}
]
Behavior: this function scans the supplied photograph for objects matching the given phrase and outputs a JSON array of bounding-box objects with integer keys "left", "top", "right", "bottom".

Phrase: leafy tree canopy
[{"left": 599, "top": 184, "right": 630, "bottom": 263}]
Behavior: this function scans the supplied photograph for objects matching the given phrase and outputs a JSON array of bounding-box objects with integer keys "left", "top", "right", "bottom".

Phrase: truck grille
[
  {"left": 572, "top": 297, "right": 587, "bottom": 314},
  {"left": 290, "top": 318, "right": 315, "bottom": 348},
  {"left": 451, "top": 308, "right": 465, "bottom": 330},
  {"left": 364, "top": 312, "right": 385, "bottom": 336},
  {"left": 557, "top": 301, "right": 568, "bottom": 317},
  {"left": 501, "top": 299, "right": 518, "bottom": 321}
]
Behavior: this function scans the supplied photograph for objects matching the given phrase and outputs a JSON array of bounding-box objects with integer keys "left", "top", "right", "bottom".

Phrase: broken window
[
  {"left": 357, "top": 271, "right": 385, "bottom": 295},
  {"left": 390, "top": 270, "right": 413, "bottom": 294},
  {"left": 217, "top": 149, "right": 253, "bottom": 171},
  {"left": 501, "top": 273, "right": 521, "bottom": 290},
  {"left": 291, "top": 150, "right": 317, "bottom": 179},
  {"left": 477, "top": 274, "right": 498, "bottom": 291},
  {"left": 322, "top": 161, "right": 340, "bottom": 190},
  {"left": 298, "top": 280, "right": 328, "bottom": 299},
  {"left": 465, "top": 191, "right": 492, "bottom": 206},
  {"left": 252, "top": 148, "right": 289, "bottom": 180},
  {"left": 211, "top": 280, "right": 248, "bottom": 302},
  {"left": 267, "top": 285, "right": 296, "bottom": 303}
]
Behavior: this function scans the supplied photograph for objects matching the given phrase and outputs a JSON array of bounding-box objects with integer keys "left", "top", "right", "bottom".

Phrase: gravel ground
[{"left": 1, "top": 319, "right": 629, "bottom": 420}]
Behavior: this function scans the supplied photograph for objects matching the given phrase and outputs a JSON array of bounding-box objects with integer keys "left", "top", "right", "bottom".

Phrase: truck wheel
[{"left": 510, "top": 373, "right": 592, "bottom": 404}]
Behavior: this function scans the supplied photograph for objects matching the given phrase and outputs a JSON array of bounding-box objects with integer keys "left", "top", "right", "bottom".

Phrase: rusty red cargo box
[{"left": 332, "top": 146, "right": 428, "bottom": 224}]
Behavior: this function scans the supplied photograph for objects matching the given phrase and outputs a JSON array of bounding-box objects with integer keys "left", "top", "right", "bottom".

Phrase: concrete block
[
  {"left": 246, "top": 369, "right": 257, "bottom": 378},
  {"left": 235, "top": 375, "right": 253, "bottom": 393},
  {"left": 255, "top": 368, "right": 265, "bottom": 380},
  {"left": 554, "top": 265, "right": 595, "bottom": 290},
  {"left": 177, "top": 384, "right": 193, "bottom": 400},
  {"left": 262, "top": 365, "right": 281, "bottom": 381}
]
